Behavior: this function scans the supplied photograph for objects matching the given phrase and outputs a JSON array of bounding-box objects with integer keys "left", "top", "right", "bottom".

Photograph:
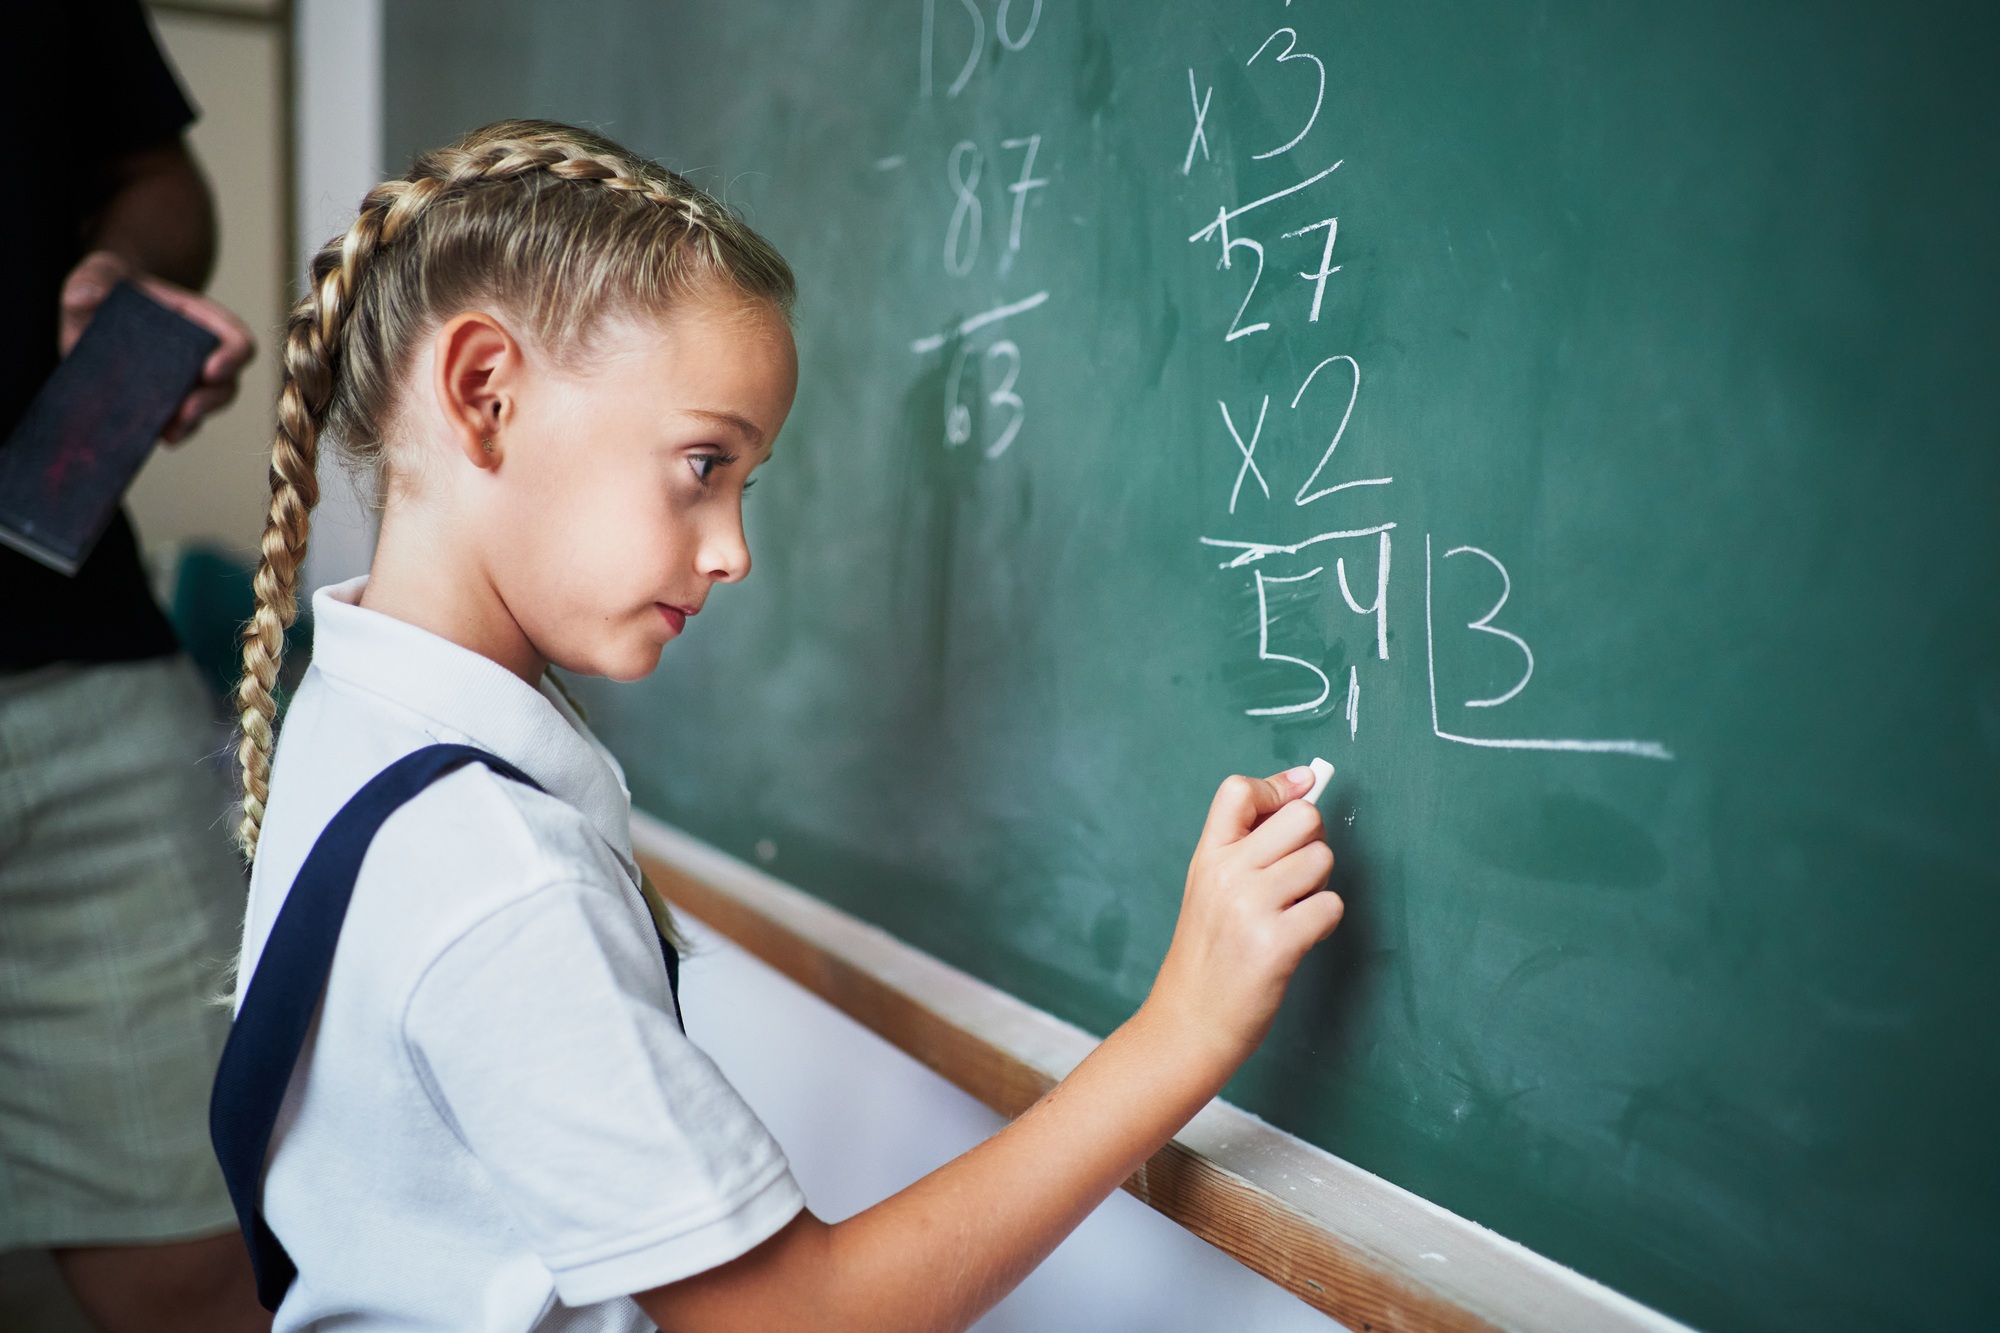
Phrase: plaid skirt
[{"left": 0, "top": 656, "right": 244, "bottom": 1248}]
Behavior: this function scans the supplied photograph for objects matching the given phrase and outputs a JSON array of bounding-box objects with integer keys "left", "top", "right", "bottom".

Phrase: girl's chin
[
  {"left": 601, "top": 644, "right": 667, "bottom": 684},
  {"left": 554, "top": 633, "right": 666, "bottom": 686}
]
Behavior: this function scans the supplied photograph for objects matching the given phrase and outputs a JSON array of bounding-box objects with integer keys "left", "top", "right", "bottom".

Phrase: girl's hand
[
  {"left": 643, "top": 769, "right": 1343, "bottom": 1333},
  {"left": 1143, "top": 768, "right": 1343, "bottom": 1076}
]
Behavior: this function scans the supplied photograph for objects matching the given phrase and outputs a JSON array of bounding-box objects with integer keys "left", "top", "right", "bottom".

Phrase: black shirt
[{"left": 0, "top": 0, "right": 196, "bottom": 668}]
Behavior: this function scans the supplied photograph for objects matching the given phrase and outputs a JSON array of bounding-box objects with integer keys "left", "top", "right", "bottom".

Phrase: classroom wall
[
  {"left": 295, "top": 0, "right": 384, "bottom": 595},
  {"left": 124, "top": 1, "right": 289, "bottom": 563}
]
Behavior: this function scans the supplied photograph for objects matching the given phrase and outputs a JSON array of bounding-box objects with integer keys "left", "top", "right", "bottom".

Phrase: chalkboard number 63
[{"left": 944, "top": 339, "right": 1026, "bottom": 460}]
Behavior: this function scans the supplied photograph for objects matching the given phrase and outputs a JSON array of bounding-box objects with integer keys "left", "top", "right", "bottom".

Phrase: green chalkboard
[{"left": 384, "top": 3, "right": 1999, "bottom": 1328}]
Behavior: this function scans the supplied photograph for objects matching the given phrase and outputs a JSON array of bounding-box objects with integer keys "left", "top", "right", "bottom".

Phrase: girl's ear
[{"left": 432, "top": 312, "right": 521, "bottom": 472}]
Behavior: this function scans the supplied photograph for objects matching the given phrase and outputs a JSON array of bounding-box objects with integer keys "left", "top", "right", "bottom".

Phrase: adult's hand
[{"left": 59, "top": 249, "right": 256, "bottom": 445}]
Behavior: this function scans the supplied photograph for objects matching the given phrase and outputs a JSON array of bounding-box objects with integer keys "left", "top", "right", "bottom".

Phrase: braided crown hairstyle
[{"left": 234, "top": 119, "right": 796, "bottom": 857}]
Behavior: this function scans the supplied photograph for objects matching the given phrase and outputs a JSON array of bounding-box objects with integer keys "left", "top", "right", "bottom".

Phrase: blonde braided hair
[{"left": 234, "top": 119, "right": 794, "bottom": 857}]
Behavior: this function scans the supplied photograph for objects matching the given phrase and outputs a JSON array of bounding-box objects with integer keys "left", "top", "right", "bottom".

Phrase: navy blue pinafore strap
[{"left": 208, "top": 743, "right": 680, "bottom": 1312}]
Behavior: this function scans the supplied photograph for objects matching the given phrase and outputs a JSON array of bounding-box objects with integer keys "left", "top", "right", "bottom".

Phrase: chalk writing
[
  {"left": 1000, "top": 134, "right": 1047, "bottom": 271},
  {"left": 911, "top": 291, "right": 1049, "bottom": 355},
  {"left": 1183, "top": 69, "right": 1212, "bottom": 175},
  {"left": 1290, "top": 355, "right": 1388, "bottom": 506},
  {"left": 944, "top": 141, "right": 983, "bottom": 277},
  {"left": 983, "top": 340, "right": 1025, "bottom": 458},
  {"left": 943, "top": 344, "right": 975, "bottom": 446},
  {"left": 1245, "top": 28, "right": 1325, "bottom": 161},
  {"left": 1441, "top": 545, "right": 1531, "bottom": 707},
  {"left": 1221, "top": 234, "right": 1271, "bottom": 342},
  {"left": 1248, "top": 568, "right": 1332, "bottom": 717},
  {"left": 1284, "top": 217, "right": 1341, "bottom": 322},
  {"left": 1173, "top": 13, "right": 1666, "bottom": 757},
  {"left": 921, "top": 0, "right": 1040, "bottom": 99},
  {"left": 1337, "top": 530, "right": 1391, "bottom": 662},
  {"left": 995, "top": 0, "right": 1041, "bottom": 52},
  {"left": 910, "top": 24, "right": 1052, "bottom": 464},
  {"left": 1219, "top": 396, "right": 1271, "bottom": 514},
  {"left": 1188, "top": 159, "right": 1344, "bottom": 245},
  {"left": 1199, "top": 524, "right": 1396, "bottom": 571},
  {"left": 1424, "top": 536, "right": 1673, "bottom": 758}
]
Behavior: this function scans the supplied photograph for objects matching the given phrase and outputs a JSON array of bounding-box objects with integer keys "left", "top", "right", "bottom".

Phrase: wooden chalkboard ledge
[{"left": 634, "top": 814, "right": 1691, "bottom": 1333}]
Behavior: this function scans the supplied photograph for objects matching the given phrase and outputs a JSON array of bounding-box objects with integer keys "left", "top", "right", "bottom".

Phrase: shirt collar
[{"left": 307, "top": 577, "right": 636, "bottom": 877}]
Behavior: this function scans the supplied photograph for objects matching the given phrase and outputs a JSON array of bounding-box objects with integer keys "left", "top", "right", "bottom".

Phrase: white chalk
[{"left": 1304, "top": 757, "right": 1335, "bottom": 805}]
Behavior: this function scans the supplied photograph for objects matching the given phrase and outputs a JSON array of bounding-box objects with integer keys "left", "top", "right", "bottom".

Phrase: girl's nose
[{"left": 701, "top": 524, "right": 752, "bottom": 584}]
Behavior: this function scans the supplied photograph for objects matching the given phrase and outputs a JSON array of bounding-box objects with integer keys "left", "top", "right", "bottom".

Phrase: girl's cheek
[{"left": 619, "top": 490, "right": 687, "bottom": 592}]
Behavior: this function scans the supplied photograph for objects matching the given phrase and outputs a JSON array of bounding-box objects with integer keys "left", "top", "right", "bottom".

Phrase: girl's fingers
[
  {"left": 1236, "top": 797, "right": 1326, "bottom": 870},
  {"left": 1201, "top": 768, "right": 1312, "bottom": 846},
  {"left": 1283, "top": 889, "right": 1346, "bottom": 948},
  {"left": 1255, "top": 838, "right": 1335, "bottom": 908}
]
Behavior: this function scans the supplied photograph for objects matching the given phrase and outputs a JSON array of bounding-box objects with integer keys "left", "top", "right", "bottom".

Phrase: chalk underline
[
  {"left": 911, "top": 291, "right": 1051, "bottom": 354},
  {"left": 1189, "top": 160, "right": 1344, "bottom": 244}
]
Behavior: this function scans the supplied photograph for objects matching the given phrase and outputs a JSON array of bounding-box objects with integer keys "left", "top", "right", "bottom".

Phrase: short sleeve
[
  {"left": 404, "top": 880, "right": 805, "bottom": 1306},
  {"left": 67, "top": 0, "right": 197, "bottom": 160}
]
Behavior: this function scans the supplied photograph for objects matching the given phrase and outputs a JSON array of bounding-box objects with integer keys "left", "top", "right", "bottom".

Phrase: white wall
[
  {"left": 295, "top": 0, "right": 383, "bottom": 595},
  {"left": 127, "top": 6, "right": 288, "bottom": 560},
  {"left": 677, "top": 916, "right": 1343, "bottom": 1333}
]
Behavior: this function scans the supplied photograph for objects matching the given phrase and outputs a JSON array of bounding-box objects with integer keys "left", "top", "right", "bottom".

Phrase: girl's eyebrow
[{"left": 681, "top": 407, "right": 765, "bottom": 448}]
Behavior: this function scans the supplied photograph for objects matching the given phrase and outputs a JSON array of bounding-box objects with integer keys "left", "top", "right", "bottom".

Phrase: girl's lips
[{"left": 657, "top": 603, "right": 691, "bottom": 635}]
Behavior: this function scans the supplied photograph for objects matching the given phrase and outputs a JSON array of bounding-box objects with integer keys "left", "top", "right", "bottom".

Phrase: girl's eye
[{"left": 689, "top": 451, "right": 740, "bottom": 484}]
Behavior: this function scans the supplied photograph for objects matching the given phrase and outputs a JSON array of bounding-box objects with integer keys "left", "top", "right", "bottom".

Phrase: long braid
[
  {"left": 231, "top": 120, "right": 793, "bottom": 860},
  {"left": 232, "top": 189, "right": 387, "bottom": 856}
]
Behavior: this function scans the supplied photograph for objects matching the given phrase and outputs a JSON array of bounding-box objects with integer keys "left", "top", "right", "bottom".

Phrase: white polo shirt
[{"left": 239, "top": 578, "right": 804, "bottom": 1332}]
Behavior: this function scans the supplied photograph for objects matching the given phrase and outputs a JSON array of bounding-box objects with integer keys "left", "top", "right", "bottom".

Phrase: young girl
[{"left": 223, "top": 119, "right": 1342, "bottom": 1332}]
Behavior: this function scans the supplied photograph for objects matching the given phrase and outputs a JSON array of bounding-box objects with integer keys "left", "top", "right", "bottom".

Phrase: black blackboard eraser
[{"left": 0, "top": 281, "right": 219, "bottom": 575}]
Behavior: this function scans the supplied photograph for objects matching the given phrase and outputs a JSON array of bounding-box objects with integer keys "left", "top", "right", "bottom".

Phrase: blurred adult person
[{"left": 1, "top": 4, "right": 264, "bottom": 1330}]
